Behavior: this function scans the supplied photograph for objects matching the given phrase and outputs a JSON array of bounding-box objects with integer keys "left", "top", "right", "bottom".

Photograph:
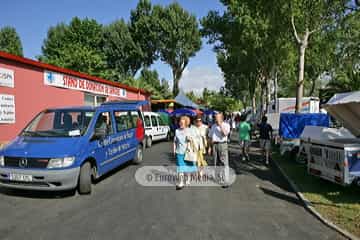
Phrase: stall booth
[
  {"left": 302, "top": 91, "right": 360, "bottom": 186},
  {"left": 0, "top": 51, "right": 150, "bottom": 143}
]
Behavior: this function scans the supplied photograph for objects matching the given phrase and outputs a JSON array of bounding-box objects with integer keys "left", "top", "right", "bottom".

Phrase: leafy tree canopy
[{"left": 0, "top": 26, "right": 23, "bottom": 56}]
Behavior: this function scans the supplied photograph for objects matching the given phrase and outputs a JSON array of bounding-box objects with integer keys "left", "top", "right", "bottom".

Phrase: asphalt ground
[{"left": 0, "top": 140, "right": 345, "bottom": 240}]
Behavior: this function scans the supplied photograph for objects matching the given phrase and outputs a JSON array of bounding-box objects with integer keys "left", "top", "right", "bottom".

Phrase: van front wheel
[{"left": 78, "top": 162, "right": 92, "bottom": 194}]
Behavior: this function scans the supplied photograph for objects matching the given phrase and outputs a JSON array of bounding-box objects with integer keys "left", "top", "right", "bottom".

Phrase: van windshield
[{"left": 21, "top": 110, "right": 95, "bottom": 137}]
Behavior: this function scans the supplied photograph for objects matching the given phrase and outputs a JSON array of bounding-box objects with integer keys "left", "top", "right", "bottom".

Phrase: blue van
[{"left": 0, "top": 101, "right": 146, "bottom": 194}]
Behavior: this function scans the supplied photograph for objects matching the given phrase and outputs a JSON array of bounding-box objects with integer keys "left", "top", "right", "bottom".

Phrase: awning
[
  {"left": 324, "top": 91, "right": 360, "bottom": 137},
  {"left": 174, "top": 91, "right": 199, "bottom": 109},
  {"left": 151, "top": 99, "right": 176, "bottom": 104},
  {"left": 171, "top": 108, "right": 197, "bottom": 117}
]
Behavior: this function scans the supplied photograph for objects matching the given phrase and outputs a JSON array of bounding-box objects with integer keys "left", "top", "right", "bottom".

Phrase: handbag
[{"left": 184, "top": 139, "right": 198, "bottom": 162}]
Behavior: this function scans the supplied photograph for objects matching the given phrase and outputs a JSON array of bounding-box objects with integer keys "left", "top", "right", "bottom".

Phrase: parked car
[
  {"left": 143, "top": 112, "right": 171, "bottom": 148},
  {"left": 0, "top": 101, "right": 147, "bottom": 194}
]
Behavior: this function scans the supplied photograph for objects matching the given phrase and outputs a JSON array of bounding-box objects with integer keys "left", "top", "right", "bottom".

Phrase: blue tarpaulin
[
  {"left": 171, "top": 108, "right": 196, "bottom": 117},
  {"left": 203, "top": 109, "right": 217, "bottom": 115},
  {"left": 279, "top": 113, "right": 330, "bottom": 139},
  {"left": 174, "top": 91, "right": 199, "bottom": 109}
]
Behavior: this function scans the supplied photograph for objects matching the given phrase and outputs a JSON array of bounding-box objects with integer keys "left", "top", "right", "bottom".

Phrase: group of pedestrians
[
  {"left": 236, "top": 114, "right": 273, "bottom": 165},
  {"left": 173, "top": 113, "right": 231, "bottom": 190},
  {"left": 172, "top": 111, "right": 273, "bottom": 190}
]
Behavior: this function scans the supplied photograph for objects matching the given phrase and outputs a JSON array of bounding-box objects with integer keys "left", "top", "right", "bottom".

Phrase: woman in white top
[{"left": 173, "top": 116, "right": 198, "bottom": 189}]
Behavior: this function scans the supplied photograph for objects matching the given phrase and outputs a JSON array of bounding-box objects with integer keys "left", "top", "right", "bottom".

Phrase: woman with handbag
[{"left": 173, "top": 116, "right": 198, "bottom": 190}]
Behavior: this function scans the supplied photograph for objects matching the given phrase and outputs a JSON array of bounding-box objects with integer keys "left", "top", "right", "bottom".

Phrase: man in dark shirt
[{"left": 258, "top": 116, "right": 273, "bottom": 165}]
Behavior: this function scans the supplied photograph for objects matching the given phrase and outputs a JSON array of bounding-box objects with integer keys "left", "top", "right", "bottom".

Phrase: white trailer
[
  {"left": 268, "top": 97, "right": 320, "bottom": 114},
  {"left": 301, "top": 126, "right": 360, "bottom": 186},
  {"left": 301, "top": 91, "right": 360, "bottom": 186}
]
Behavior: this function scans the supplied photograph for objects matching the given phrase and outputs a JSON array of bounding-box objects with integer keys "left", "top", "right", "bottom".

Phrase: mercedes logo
[{"left": 19, "top": 158, "right": 28, "bottom": 168}]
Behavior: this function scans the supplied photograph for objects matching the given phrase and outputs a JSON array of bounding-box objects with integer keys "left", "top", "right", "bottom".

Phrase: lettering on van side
[
  {"left": 98, "top": 131, "right": 134, "bottom": 148},
  {"left": 107, "top": 143, "right": 131, "bottom": 157}
]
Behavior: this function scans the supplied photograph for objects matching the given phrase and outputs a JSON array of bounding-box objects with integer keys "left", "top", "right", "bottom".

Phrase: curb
[{"left": 272, "top": 159, "right": 359, "bottom": 240}]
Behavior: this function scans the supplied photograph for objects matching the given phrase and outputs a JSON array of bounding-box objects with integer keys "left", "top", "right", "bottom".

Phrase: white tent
[
  {"left": 301, "top": 125, "right": 355, "bottom": 142},
  {"left": 324, "top": 90, "right": 360, "bottom": 137}
]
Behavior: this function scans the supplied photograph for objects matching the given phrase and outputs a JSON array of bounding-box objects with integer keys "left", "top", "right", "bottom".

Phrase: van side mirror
[{"left": 91, "top": 128, "right": 106, "bottom": 141}]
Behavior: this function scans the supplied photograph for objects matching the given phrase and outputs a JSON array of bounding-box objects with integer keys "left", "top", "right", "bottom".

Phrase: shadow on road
[
  {"left": 260, "top": 186, "right": 302, "bottom": 206},
  {"left": 228, "top": 140, "right": 294, "bottom": 193},
  {"left": 0, "top": 187, "right": 75, "bottom": 199}
]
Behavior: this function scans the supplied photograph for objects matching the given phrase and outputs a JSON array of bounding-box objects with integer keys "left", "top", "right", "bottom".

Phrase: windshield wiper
[{"left": 22, "top": 130, "right": 43, "bottom": 137}]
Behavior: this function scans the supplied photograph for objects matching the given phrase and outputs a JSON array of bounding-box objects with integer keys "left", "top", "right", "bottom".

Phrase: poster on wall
[
  {"left": 43, "top": 71, "right": 127, "bottom": 98},
  {"left": 0, "top": 94, "right": 15, "bottom": 124},
  {"left": 0, "top": 67, "right": 14, "bottom": 88}
]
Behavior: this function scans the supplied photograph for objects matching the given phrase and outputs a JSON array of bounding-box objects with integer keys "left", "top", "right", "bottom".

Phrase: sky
[{"left": 0, "top": 0, "right": 225, "bottom": 94}]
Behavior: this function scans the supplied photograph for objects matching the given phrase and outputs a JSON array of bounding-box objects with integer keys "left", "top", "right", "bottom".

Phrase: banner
[
  {"left": 0, "top": 94, "right": 15, "bottom": 123},
  {"left": 0, "top": 67, "right": 14, "bottom": 88},
  {"left": 44, "top": 71, "right": 127, "bottom": 98}
]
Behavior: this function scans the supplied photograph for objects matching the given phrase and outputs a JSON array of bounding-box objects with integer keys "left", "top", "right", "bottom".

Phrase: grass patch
[{"left": 273, "top": 151, "right": 360, "bottom": 237}]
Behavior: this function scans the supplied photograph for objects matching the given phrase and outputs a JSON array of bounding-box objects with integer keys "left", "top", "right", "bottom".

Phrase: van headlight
[
  {"left": 0, "top": 156, "right": 4, "bottom": 166},
  {"left": 47, "top": 157, "right": 75, "bottom": 169}
]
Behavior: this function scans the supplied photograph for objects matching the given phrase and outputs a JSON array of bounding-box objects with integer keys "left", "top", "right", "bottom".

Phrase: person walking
[
  {"left": 258, "top": 116, "right": 273, "bottom": 165},
  {"left": 208, "top": 112, "right": 231, "bottom": 188},
  {"left": 193, "top": 115, "right": 208, "bottom": 177},
  {"left": 173, "top": 116, "right": 198, "bottom": 190},
  {"left": 237, "top": 114, "right": 251, "bottom": 161}
]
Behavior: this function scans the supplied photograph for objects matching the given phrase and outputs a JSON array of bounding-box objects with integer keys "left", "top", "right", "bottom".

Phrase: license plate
[{"left": 9, "top": 173, "right": 33, "bottom": 182}]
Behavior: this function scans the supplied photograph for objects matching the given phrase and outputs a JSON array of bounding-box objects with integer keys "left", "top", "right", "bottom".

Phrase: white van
[{"left": 143, "top": 112, "right": 170, "bottom": 147}]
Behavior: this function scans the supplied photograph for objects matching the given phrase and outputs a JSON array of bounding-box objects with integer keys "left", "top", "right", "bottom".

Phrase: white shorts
[{"left": 260, "top": 139, "right": 271, "bottom": 151}]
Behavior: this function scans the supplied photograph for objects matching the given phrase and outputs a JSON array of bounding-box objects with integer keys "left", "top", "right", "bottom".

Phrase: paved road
[{"left": 0, "top": 141, "right": 345, "bottom": 240}]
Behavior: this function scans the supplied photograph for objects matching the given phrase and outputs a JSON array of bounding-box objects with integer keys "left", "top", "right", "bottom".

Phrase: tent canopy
[
  {"left": 203, "top": 109, "right": 217, "bottom": 115},
  {"left": 174, "top": 91, "right": 199, "bottom": 109},
  {"left": 301, "top": 126, "right": 355, "bottom": 141},
  {"left": 324, "top": 91, "right": 360, "bottom": 137},
  {"left": 171, "top": 108, "right": 197, "bottom": 117}
]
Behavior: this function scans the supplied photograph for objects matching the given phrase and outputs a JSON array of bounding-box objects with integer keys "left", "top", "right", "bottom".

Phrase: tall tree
[
  {"left": 129, "top": 0, "right": 159, "bottom": 68},
  {"left": 0, "top": 26, "right": 23, "bottom": 56},
  {"left": 154, "top": 3, "right": 202, "bottom": 96},
  {"left": 102, "top": 19, "right": 143, "bottom": 79},
  {"left": 39, "top": 17, "right": 106, "bottom": 77},
  {"left": 289, "top": 0, "right": 347, "bottom": 112},
  {"left": 323, "top": 9, "right": 360, "bottom": 96},
  {"left": 202, "top": 0, "right": 285, "bottom": 113}
]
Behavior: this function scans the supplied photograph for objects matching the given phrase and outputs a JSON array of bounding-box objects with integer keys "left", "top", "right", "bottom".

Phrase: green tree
[
  {"left": 102, "top": 19, "right": 143, "bottom": 79},
  {"left": 139, "top": 68, "right": 161, "bottom": 89},
  {"left": 154, "top": 3, "right": 202, "bottom": 96},
  {"left": 139, "top": 68, "right": 172, "bottom": 99},
  {"left": 0, "top": 26, "right": 23, "bottom": 56},
  {"left": 39, "top": 17, "right": 106, "bottom": 77},
  {"left": 129, "top": 0, "right": 159, "bottom": 67},
  {"left": 289, "top": 0, "right": 347, "bottom": 112},
  {"left": 322, "top": 9, "right": 360, "bottom": 97},
  {"left": 186, "top": 91, "right": 198, "bottom": 103},
  {"left": 202, "top": 0, "right": 283, "bottom": 112},
  {"left": 160, "top": 78, "right": 172, "bottom": 99},
  {"left": 123, "top": 68, "right": 172, "bottom": 100}
]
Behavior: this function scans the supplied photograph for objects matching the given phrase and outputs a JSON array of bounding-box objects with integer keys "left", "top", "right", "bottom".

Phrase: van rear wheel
[
  {"left": 78, "top": 162, "right": 92, "bottom": 194},
  {"left": 133, "top": 145, "right": 143, "bottom": 164}
]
